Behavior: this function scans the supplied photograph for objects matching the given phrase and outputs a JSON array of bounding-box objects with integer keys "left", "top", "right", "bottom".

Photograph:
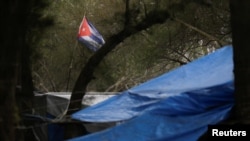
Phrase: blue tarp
[{"left": 69, "top": 45, "right": 235, "bottom": 141}]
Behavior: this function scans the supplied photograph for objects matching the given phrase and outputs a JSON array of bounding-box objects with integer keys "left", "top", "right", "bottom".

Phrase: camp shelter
[
  {"left": 44, "top": 92, "right": 116, "bottom": 117},
  {"left": 68, "top": 45, "right": 234, "bottom": 141},
  {"left": 18, "top": 92, "right": 116, "bottom": 141}
]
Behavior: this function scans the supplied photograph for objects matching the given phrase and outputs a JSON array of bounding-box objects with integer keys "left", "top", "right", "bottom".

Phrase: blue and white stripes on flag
[{"left": 77, "top": 16, "right": 105, "bottom": 51}]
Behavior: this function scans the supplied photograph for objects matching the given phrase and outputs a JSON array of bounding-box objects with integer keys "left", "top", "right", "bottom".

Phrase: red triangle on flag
[{"left": 78, "top": 17, "right": 91, "bottom": 37}]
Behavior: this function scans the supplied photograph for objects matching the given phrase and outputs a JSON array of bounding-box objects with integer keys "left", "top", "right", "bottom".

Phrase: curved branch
[{"left": 66, "top": 10, "right": 170, "bottom": 115}]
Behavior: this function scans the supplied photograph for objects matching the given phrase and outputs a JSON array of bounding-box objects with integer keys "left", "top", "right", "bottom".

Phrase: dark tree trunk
[
  {"left": 16, "top": 42, "right": 35, "bottom": 114},
  {"left": 66, "top": 9, "right": 169, "bottom": 115},
  {"left": 230, "top": 1, "right": 250, "bottom": 121},
  {"left": 0, "top": 0, "right": 43, "bottom": 140},
  {"left": 0, "top": 1, "right": 24, "bottom": 140}
]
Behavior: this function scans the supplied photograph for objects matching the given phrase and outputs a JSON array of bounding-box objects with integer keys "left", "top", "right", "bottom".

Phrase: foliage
[{"left": 33, "top": 0, "right": 231, "bottom": 92}]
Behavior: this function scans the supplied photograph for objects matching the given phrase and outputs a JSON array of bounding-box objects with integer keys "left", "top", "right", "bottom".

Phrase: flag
[{"left": 77, "top": 16, "right": 105, "bottom": 51}]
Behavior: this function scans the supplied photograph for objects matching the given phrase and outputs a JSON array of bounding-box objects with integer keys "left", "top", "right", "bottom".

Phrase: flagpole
[{"left": 66, "top": 41, "right": 78, "bottom": 92}]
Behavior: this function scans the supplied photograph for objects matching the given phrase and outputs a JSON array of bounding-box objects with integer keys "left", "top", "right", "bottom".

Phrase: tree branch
[
  {"left": 173, "top": 17, "right": 228, "bottom": 46},
  {"left": 66, "top": 10, "right": 169, "bottom": 115}
]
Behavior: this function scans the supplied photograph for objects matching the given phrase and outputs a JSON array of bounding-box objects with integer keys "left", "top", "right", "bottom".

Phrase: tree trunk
[
  {"left": 0, "top": 1, "right": 36, "bottom": 140},
  {"left": 230, "top": 1, "right": 250, "bottom": 122},
  {"left": 0, "top": 1, "right": 23, "bottom": 140},
  {"left": 66, "top": 9, "right": 169, "bottom": 115}
]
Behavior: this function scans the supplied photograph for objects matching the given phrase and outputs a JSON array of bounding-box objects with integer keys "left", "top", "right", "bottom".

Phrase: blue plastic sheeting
[{"left": 69, "top": 45, "right": 234, "bottom": 141}]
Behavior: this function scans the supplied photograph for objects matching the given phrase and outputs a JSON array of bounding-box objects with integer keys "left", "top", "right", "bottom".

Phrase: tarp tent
[
  {"left": 69, "top": 45, "right": 235, "bottom": 141},
  {"left": 44, "top": 92, "right": 116, "bottom": 117},
  {"left": 20, "top": 92, "right": 116, "bottom": 141}
]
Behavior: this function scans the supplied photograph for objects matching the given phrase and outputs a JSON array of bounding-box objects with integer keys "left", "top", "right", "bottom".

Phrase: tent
[
  {"left": 68, "top": 45, "right": 234, "bottom": 141},
  {"left": 19, "top": 92, "right": 116, "bottom": 141}
]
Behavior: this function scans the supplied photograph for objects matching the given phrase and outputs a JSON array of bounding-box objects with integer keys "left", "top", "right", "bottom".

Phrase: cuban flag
[{"left": 77, "top": 16, "right": 105, "bottom": 51}]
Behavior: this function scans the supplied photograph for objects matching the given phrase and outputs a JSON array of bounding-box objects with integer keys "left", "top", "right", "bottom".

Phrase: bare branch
[{"left": 173, "top": 17, "right": 228, "bottom": 46}]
